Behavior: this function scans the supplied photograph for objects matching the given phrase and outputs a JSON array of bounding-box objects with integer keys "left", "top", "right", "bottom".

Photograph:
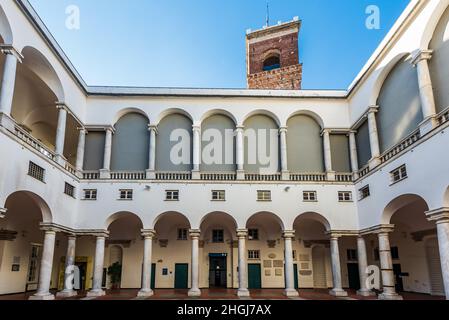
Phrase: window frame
[
  {"left": 338, "top": 191, "right": 353, "bottom": 202},
  {"left": 28, "top": 161, "right": 45, "bottom": 183},
  {"left": 165, "top": 190, "right": 179, "bottom": 201},
  {"left": 303, "top": 191, "right": 317, "bottom": 202},
  {"left": 212, "top": 229, "right": 224, "bottom": 243},
  {"left": 177, "top": 228, "right": 188, "bottom": 241},
  {"left": 119, "top": 189, "right": 133, "bottom": 200},
  {"left": 64, "top": 182, "right": 75, "bottom": 198},
  {"left": 390, "top": 165, "right": 408, "bottom": 185},
  {"left": 83, "top": 189, "right": 97, "bottom": 201},
  {"left": 248, "top": 229, "right": 259, "bottom": 241},
  {"left": 359, "top": 185, "right": 370, "bottom": 200},
  {"left": 257, "top": 190, "right": 272, "bottom": 202},
  {"left": 248, "top": 250, "right": 261, "bottom": 260},
  {"left": 211, "top": 190, "right": 225, "bottom": 201}
]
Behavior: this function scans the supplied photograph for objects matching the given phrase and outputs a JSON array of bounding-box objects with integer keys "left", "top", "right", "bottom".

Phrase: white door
[
  {"left": 426, "top": 238, "right": 444, "bottom": 296},
  {"left": 312, "top": 246, "right": 327, "bottom": 288}
]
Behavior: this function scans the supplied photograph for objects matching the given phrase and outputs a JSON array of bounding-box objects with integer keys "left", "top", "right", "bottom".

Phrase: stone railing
[
  {"left": 335, "top": 173, "right": 353, "bottom": 182},
  {"left": 110, "top": 171, "right": 146, "bottom": 180},
  {"left": 64, "top": 162, "right": 77, "bottom": 176},
  {"left": 358, "top": 165, "right": 370, "bottom": 179},
  {"left": 244, "top": 173, "right": 281, "bottom": 181},
  {"left": 82, "top": 171, "right": 100, "bottom": 180},
  {"left": 290, "top": 173, "right": 326, "bottom": 182},
  {"left": 437, "top": 107, "right": 449, "bottom": 126},
  {"left": 200, "top": 172, "right": 237, "bottom": 181},
  {"left": 380, "top": 129, "right": 421, "bottom": 164},
  {"left": 155, "top": 172, "right": 192, "bottom": 180},
  {"left": 13, "top": 124, "right": 55, "bottom": 161}
]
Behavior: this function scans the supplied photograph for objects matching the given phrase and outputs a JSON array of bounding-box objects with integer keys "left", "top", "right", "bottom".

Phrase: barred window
[
  {"left": 248, "top": 250, "right": 260, "bottom": 260},
  {"left": 64, "top": 182, "right": 75, "bottom": 198},
  {"left": 83, "top": 189, "right": 97, "bottom": 200},
  {"left": 303, "top": 191, "right": 317, "bottom": 202},
  {"left": 166, "top": 190, "right": 179, "bottom": 201},
  {"left": 257, "top": 190, "right": 271, "bottom": 201},
  {"left": 28, "top": 162, "right": 45, "bottom": 182},
  {"left": 211, "top": 190, "right": 225, "bottom": 201},
  {"left": 212, "top": 229, "right": 224, "bottom": 243},
  {"left": 119, "top": 189, "right": 133, "bottom": 200},
  {"left": 390, "top": 165, "right": 407, "bottom": 184},
  {"left": 177, "top": 228, "right": 188, "bottom": 240},
  {"left": 359, "top": 185, "right": 370, "bottom": 200},
  {"left": 338, "top": 191, "right": 353, "bottom": 202}
]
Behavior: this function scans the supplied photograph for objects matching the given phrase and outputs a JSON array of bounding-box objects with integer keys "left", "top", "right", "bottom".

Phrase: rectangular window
[
  {"left": 338, "top": 191, "right": 353, "bottom": 202},
  {"left": 212, "top": 229, "right": 224, "bottom": 243},
  {"left": 248, "top": 229, "right": 259, "bottom": 241},
  {"left": 257, "top": 190, "right": 271, "bottom": 201},
  {"left": 374, "top": 248, "right": 380, "bottom": 261},
  {"left": 27, "top": 245, "right": 41, "bottom": 283},
  {"left": 248, "top": 250, "right": 260, "bottom": 260},
  {"left": 166, "top": 190, "right": 179, "bottom": 201},
  {"left": 83, "top": 189, "right": 97, "bottom": 200},
  {"left": 390, "top": 165, "right": 407, "bottom": 184},
  {"left": 347, "top": 249, "right": 358, "bottom": 261},
  {"left": 293, "top": 250, "right": 297, "bottom": 261},
  {"left": 359, "top": 185, "right": 370, "bottom": 200},
  {"left": 391, "top": 246, "right": 400, "bottom": 260},
  {"left": 28, "top": 162, "right": 45, "bottom": 182},
  {"left": 303, "top": 191, "right": 317, "bottom": 202},
  {"left": 211, "top": 190, "right": 225, "bottom": 201},
  {"left": 119, "top": 189, "right": 133, "bottom": 200},
  {"left": 177, "top": 228, "right": 188, "bottom": 241},
  {"left": 64, "top": 182, "right": 75, "bottom": 198}
]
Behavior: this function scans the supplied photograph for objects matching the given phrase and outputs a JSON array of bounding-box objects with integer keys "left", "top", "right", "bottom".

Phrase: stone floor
[{"left": 0, "top": 289, "right": 445, "bottom": 300}]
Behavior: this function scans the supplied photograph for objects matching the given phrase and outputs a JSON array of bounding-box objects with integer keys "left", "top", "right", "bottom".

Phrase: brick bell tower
[{"left": 246, "top": 17, "right": 302, "bottom": 90}]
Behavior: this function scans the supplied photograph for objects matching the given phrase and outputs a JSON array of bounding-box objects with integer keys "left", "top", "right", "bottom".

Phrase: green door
[
  {"left": 248, "top": 264, "right": 262, "bottom": 289},
  {"left": 174, "top": 264, "right": 189, "bottom": 289},
  {"left": 151, "top": 263, "right": 156, "bottom": 289},
  {"left": 294, "top": 264, "right": 299, "bottom": 289}
]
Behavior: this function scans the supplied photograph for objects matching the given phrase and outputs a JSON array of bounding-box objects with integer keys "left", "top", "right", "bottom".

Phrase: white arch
[
  {"left": 381, "top": 194, "right": 429, "bottom": 225},
  {"left": 0, "top": 5, "right": 13, "bottom": 44},
  {"left": 199, "top": 109, "right": 237, "bottom": 126},
  {"left": 112, "top": 107, "right": 150, "bottom": 126},
  {"left": 4, "top": 190, "right": 52, "bottom": 223},
  {"left": 245, "top": 211, "right": 285, "bottom": 231},
  {"left": 420, "top": 0, "right": 449, "bottom": 49},
  {"left": 104, "top": 211, "right": 144, "bottom": 230},
  {"left": 292, "top": 212, "right": 331, "bottom": 231},
  {"left": 286, "top": 110, "right": 325, "bottom": 129},
  {"left": 155, "top": 108, "right": 194, "bottom": 125},
  {"left": 242, "top": 109, "right": 281, "bottom": 127},
  {"left": 152, "top": 211, "right": 192, "bottom": 229}
]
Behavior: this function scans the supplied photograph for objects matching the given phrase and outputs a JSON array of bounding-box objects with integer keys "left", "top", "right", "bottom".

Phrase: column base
[
  {"left": 329, "top": 289, "right": 348, "bottom": 297},
  {"left": 137, "top": 289, "right": 154, "bottom": 297},
  {"left": 326, "top": 171, "right": 336, "bottom": 181},
  {"left": 236, "top": 170, "right": 245, "bottom": 180},
  {"left": 281, "top": 171, "right": 290, "bottom": 181},
  {"left": 237, "top": 288, "right": 250, "bottom": 297},
  {"left": 378, "top": 292, "right": 403, "bottom": 300},
  {"left": 0, "top": 112, "right": 15, "bottom": 132},
  {"left": 356, "top": 289, "right": 376, "bottom": 297},
  {"left": 419, "top": 116, "right": 437, "bottom": 137},
  {"left": 29, "top": 293, "right": 55, "bottom": 300},
  {"left": 284, "top": 289, "right": 299, "bottom": 297},
  {"left": 99, "top": 169, "right": 110, "bottom": 179},
  {"left": 55, "top": 154, "right": 67, "bottom": 167},
  {"left": 188, "top": 288, "right": 201, "bottom": 297},
  {"left": 191, "top": 170, "right": 201, "bottom": 180},
  {"left": 369, "top": 157, "right": 381, "bottom": 170},
  {"left": 145, "top": 170, "right": 156, "bottom": 180},
  {"left": 56, "top": 290, "right": 78, "bottom": 298},
  {"left": 86, "top": 289, "right": 106, "bottom": 297}
]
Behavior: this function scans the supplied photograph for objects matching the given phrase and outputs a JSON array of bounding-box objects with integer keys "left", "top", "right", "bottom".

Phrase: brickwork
[{"left": 247, "top": 64, "right": 302, "bottom": 90}]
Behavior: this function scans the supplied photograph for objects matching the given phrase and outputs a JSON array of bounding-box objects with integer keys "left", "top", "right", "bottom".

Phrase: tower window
[{"left": 263, "top": 55, "right": 281, "bottom": 71}]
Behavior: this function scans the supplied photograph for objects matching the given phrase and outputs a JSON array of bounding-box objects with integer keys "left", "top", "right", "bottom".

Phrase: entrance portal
[{"left": 209, "top": 254, "right": 227, "bottom": 288}]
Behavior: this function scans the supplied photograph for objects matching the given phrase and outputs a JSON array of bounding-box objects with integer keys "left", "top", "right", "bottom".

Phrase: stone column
[
  {"left": 192, "top": 125, "right": 201, "bottom": 179},
  {"left": 55, "top": 103, "right": 68, "bottom": 164},
  {"left": 57, "top": 235, "right": 78, "bottom": 298},
  {"left": 100, "top": 127, "right": 113, "bottom": 178},
  {"left": 367, "top": 106, "right": 381, "bottom": 169},
  {"left": 87, "top": 235, "right": 107, "bottom": 297},
  {"left": 188, "top": 230, "right": 201, "bottom": 297},
  {"left": 356, "top": 236, "right": 375, "bottom": 296},
  {"left": 237, "top": 229, "right": 250, "bottom": 297},
  {"left": 138, "top": 230, "right": 156, "bottom": 297},
  {"left": 235, "top": 126, "right": 245, "bottom": 180},
  {"left": 30, "top": 228, "right": 57, "bottom": 300},
  {"left": 279, "top": 127, "right": 289, "bottom": 180},
  {"left": 146, "top": 125, "right": 157, "bottom": 179},
  {"left": 348, "top": 131, "right": 359, "bottom": 180},
  {"left": 75, "top": 128, "right": 86, "bottom": 173},
  {"left": 426, "top": 208, "right": 449, "bottom": 300},
  {"left": 412, "top": 50, "right": 437, "bottom": 135},
  {"left": 329, "top": 234, "right": 348, "bottom": 297},
  {"left": 0, "top": 207, "right": 6, "bottom": 219},
  {"left": 376, "top": 226, "right": 402, "bottom": 300},
  {"left": 322, "top": 129, "right": 335, "bottom": 181},
  {"left": 0, "top": 46, "right": 21, "bottom": 130},
  {"left": 283, "top": 230, "right": 299, "bottom": 297}
]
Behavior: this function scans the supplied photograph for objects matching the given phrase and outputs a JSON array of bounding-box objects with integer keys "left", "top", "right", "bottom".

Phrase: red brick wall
[{"left": 248, "top": 64, "right": 302, "bottom": 90}]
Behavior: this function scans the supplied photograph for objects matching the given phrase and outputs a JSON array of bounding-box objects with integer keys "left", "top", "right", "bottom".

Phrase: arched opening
[
  {"left": 378, "top": 194, "right": 444, "bottom": 296},
  {"left": 200, "top": 212, "right": 237, "bottom": 289},
  {"left": 429, "top": 5, "right": 449, "bottom": 113},
  {"left": 200, "top": 114, "right": 236, "bottom": 172},
  {"left": 156, "top": 113, "right": 193, "bottom": 172},
  {"left": 287, "top": 115, "right": 324, "bottom": 173},
  {"left": 111, "top": 112, "right": 150, "bottom": 171},
  {"left": 376, "top": 56, "right": 423, "bottom": 153},
  {"left": 0, "top": 191, "right": 53, "bottom": 295},
  {"left": 293, "top": 213, "right": 333, "bottom": 290},
  {"left": 105, "top": 212, "right": 143, "bottom": 290},
  {"left": 245, "top": 212, "right": 284, "bottom": 289},
  {"left": 153, "top": 212, "right": 191, "bottom": 289},
  {"left": 263, "top": 54, "right": 281, "bottom": 71},
  {"left": 243, "top": 114, "right": 280, "bottom": 174}
]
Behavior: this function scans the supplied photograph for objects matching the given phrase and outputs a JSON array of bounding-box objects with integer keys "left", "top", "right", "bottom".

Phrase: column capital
[
  {"left": 141, "top": 229, "right": 156, "bottom": 239},
  {"left": 367, "top": 105, "right": 379, "bottom": 114},
  {"left": 321, "top": 128, "right": 332, "bottom": 135},
  {"left": 279, "top": 126, "right": 288, "bottom": 133},
  {"left": 282, "top": 230, "right": 295, "bottom": 239},
  {"left": 189, "top": 229, "right": 201, "bottom": 239},
  {"left": 360, "top": 224, "right": 395, "bottom": 236},
  {"left": 148, "top": 124, "right": 158, "bottom": 134},
  {"left": 236, "top": 229, "right": 248, "bottom": 238},
  {"left": 192, "top": 125, "right": 201, "bottom": 132},
  {"left": 426, "top": 207, "right": 449, "bottom": 224},
  {"left": 236, "top": 125, "right": 245, "bottom": 131},
  {"left": 55, "top": 101, "right": 69, "bottom": 111},
  {"left": 0, "top": 207, "right": 6, "bottom": 218},
  {"left": 348, "top": 129, "right": 357, "bottom": 135},
  {"left": 105, "top": 125, "right": 115, "bottom": 134},
  {"left": 0, "top": 44, "right": 23, "bottom": 62},
  {"left": 411, "top": 49, "right": 433, "bottom": 66},
  {"left": 76, "top": 126, "right": 87, "bottom": 133}
]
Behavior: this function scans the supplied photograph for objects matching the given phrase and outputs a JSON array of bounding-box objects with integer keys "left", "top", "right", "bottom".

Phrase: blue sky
[{"left": 28, "top": 0, "right": 410, "bottom": 89}]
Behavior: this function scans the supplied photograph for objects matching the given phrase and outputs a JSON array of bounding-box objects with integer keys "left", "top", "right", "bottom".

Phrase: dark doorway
[
  {"left": 75, "top": 262, "right": 87, "bottom": 291},
  {"left": 174, "top": 264, "right": 189, "bottom": 289},
  {"left": 347, "top": 263, "right": 360, "bottom": 290},
  {"left": 209, "top": 254, "right": 227, "bottom": 288},
  {"left": 393, "top": 264, "right": 404, "bottom": 292},
  {"left": 293, "top": 264, "right": 299, "bottom": 289},
  {"left": 151, "top": 263, "right": 156, "bottom": 289},
  {"left": 248, "top": 264, "right": 262, "bottom": 289}
]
